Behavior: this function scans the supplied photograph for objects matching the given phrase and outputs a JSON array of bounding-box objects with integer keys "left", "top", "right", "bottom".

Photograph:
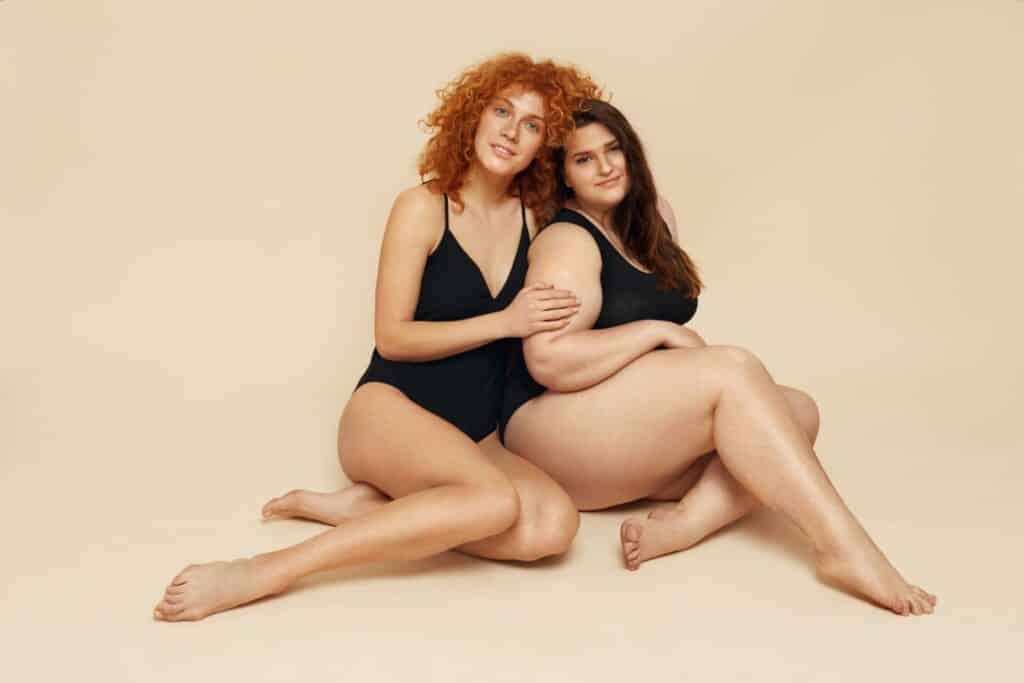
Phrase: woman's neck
[
  {"left": 459, "top": 163, "right": 515, "bottom": 213},
  {"left": 568, "top": 198, "right": 618, "bottom": 235}
]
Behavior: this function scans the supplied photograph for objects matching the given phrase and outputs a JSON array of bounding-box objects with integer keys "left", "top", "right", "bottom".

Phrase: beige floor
[
  {"left": 3, "top": 1, "right": 1022, "bottom": 681},
  {"left": 5, "top": 366, "right": 1021, "bottom": 681}
]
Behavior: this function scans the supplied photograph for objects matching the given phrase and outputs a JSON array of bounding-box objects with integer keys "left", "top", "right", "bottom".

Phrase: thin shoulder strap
[
  {"left": 443, "top": 193, "right": 450, "bottom": 228},
  {"left": 520, "top": 197, "right": 526, "bottom": 226}
]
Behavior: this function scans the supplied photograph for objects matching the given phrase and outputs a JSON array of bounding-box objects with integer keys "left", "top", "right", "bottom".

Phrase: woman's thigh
[
  {"left": 340, "top": 383, "right": 512, "bottom": 499},
  {"left": 648, "top": 383, "right": 820, "bottom": 501},
  {"left": 504, "top": 347, "right": 725, "bottom": 510},
  {"left": 478, "top": 433, "right": 576, "bottom": 515}
]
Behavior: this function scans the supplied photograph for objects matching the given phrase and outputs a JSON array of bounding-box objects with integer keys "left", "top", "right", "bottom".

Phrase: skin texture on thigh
[
  {"left": 504, "top": 347, "right": 724, "bottom": 510},
  {"left": 648, "top": 384, "right": 820, "bottom": 502},
  {"left": 266, "top": 428, "right": 578, "bottom": 562},
  {"left": 340, "top": 383, "right": 515, "bottom": 501}
]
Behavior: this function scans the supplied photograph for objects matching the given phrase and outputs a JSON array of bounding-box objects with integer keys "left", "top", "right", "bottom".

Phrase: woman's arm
[
  {"left": 374, "top": 188, "right": 578, "bottom": 362},
  {"left": 521, "top": 223, "right": 676, "bottom": 392}
]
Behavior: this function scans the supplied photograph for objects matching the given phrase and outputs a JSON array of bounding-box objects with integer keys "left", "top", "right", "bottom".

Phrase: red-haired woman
[
  {"left": 152, "top": 55, "right": 599, "bottom": 621},
  {"left": 500, "top": 100, "right": 936, "bottom": 616}
]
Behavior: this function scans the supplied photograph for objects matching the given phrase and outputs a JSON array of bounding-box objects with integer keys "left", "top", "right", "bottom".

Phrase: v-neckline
[
  {"left": 446, "top": 221, "right": 524, "bottom": 301},
  {"left": 444, "top": 195, "right": 525, "bottom": 301}
]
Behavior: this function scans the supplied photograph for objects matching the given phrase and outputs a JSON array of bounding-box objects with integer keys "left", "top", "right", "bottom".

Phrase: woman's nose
[{"left": 501, "top": 120, "right": 518, "bottom": 141}]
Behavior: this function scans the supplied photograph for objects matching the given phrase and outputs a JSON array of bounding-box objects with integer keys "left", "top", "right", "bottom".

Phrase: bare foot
[
  {"left": 619, "top": 512, "right": 708, "bottom": 570},
  {"left": 620, "top": 493, "right": 755, "bottom": 570},
  {"left": 261, "top": 484, "right": 388, "bottom": 525},
  {"left": 815, "top": 544, "right": 937, "bottom": 616},
  {"left": 152, "top": 557, "right": 289, "bottom": 622}
]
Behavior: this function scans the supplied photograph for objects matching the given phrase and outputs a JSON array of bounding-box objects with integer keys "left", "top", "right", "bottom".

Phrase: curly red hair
[{"left": 418, "top": 53, "right": 601, "bottom": 224}]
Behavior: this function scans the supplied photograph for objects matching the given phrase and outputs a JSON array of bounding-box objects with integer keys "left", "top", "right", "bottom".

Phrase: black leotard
[
  {"left": 499, "top": 207, "right": 698, "bottom": 442},
  {"left": 357, "top": 194, "right": 529, "bottom": 442}
]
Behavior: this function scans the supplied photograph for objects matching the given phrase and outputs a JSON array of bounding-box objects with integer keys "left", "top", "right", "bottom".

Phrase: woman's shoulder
[
  {"left": 392, "top": 182, "right": 445, "bottom": 217},
  {"left": 383, "top": 183, "right": 446, "bottom": 250},
  {"left": 531, "top": 219, "right": 600, "bottom": 262}
]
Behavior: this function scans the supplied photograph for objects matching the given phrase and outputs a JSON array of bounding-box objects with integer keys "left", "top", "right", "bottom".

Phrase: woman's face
[
  {"left": 563, "top": 123, "right": 629, "bottom": 211},
  {"left": 472, "top": 86, "right": 547, "bottom": 177}
]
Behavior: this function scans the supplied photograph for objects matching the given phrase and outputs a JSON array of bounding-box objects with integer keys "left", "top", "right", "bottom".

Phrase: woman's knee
[
  {"left": 794, "top": 389, "right": 819, "bottom": 444},
  {"left": 784, "top": 386, "right": 821, "bottom": 443},
  {"left": 697, "top": 345, "right": 769, "bottom": 390},
  {"left": 465, "top": 480, "right": 523, "bottom": 539},
  {"left": 516, "top": 494, "right": 579, "bottom": 561}
]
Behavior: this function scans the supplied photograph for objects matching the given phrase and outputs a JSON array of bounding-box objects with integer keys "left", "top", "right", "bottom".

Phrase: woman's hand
[
  {"left": 659, "top": 322, "right": 707, "bottom": 349},
  {"left": 501, "top": 283, "right": 581, "bottom": 338}
]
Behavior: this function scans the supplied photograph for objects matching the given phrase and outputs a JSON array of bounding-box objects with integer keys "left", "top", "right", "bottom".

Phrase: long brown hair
[{"left": 554, "top": 100, "right": 703, "bottom": 297}]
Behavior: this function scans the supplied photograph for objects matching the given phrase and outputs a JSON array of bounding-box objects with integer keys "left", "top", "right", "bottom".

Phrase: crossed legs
[
  {"left": 262, "top": 432, "right": 579, "bottom": 563},
  {"left": 504, "top": 346, "right": 936, "bottom": 615},
  {"left": 623, "top": 385, "right": 820, "bottom": 568},
  {"left": 152, "top": 383, "right": 577, "bottom": 621}
]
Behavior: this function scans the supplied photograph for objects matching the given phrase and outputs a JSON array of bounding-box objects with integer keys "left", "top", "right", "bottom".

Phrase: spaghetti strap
[{"left": 357, "top": 189, "right": 530, "bottom": 443}]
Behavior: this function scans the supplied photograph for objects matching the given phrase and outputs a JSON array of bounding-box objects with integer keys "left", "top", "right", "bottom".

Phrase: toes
[
  {"left": 915, "top": 593, "right": 931, "bottom": 615},
  {"left": 912, "top": 586, "right": 935, "bottom": 611},
  {"left": 262, "top": 490, "right": 308, "bottom": 519},
  {"left": 260, "top": 498, "right": 280, "bottom": 518},
  {"left": 262, "top": 493, "right": 293, "bottom": 517},
  {"left": 171, "top": 565, "right": 196, "bottom": 586},
  {"left": 620, "top": 519, "right": 647, "bottom": 570},
  {"left": 154, "top": 600, "right": 187, "bottom": 619},
  {"left": 909, "top": 595, "right": 924, "bottom": 615},
  {"left": 620, "top": 519, "right": 643, "bottom": 543}
]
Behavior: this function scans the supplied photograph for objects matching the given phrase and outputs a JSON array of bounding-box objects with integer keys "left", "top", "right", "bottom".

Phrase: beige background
[{"left": 2, "top": 0, "right": 1022, "bottom": 680}]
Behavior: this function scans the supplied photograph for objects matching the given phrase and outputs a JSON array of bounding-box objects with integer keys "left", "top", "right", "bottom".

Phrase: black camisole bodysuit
[
  {"left": 499, "top": 207, "right": 698, "bottom": 442},
  {"left": 357, "top": 194, "right": 529, "bottom": 442}
]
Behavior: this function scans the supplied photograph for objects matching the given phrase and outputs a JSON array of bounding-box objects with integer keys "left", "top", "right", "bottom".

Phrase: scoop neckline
[{"left": 560, "top": 207, "right": 654, "bottom": 276}]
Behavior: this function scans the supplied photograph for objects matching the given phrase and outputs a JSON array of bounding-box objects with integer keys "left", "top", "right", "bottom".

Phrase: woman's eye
[
  {"left": 495, "top": 106, "right": 508, "bottom": 116},
  {"left": 575, "top": 155, "right": 590, "bottom": 164},
  {"left": 525, "top": 121, "right": 540, "bottom": 132}
]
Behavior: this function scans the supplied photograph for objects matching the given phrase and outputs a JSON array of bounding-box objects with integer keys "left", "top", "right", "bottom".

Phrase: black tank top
[
  {"left": 357, "top": 194, "right": 529, "bottom": 442},
  {"left": 499, "top": 207, "right": 698, "bottom": 441}
]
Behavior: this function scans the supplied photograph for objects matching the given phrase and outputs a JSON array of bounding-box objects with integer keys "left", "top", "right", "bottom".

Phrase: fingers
[
  {"left": 537, "top": 296, "right": 580, "bottom": 312},
  {"left": 532, "top": 288, "right": 576, "bottom": 301},
  {"left": 537, "top": 304, "right": 580, "bottom": 322},
  {"left": 535, "top": 317, "right": 574, "bottom": 331}
]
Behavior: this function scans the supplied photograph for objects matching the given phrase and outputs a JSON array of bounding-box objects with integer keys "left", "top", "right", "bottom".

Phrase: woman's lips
[{"left": 490, "top": 143, "right": 516, "bottom": 159}]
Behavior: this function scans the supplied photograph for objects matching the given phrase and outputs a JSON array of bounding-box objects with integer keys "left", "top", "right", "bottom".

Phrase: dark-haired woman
[
  {"left": 499, "top": 99, "right": 936, "bottom": 616},
  {"left": 152, "top": 55, "right": 599, "bottom": 622}
]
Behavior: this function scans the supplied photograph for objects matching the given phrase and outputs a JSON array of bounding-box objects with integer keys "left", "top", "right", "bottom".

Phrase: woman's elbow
[
  {"left": 525, "top": 352, "right": 575, "bottom": 392},
  {"left": 374, "top": 327, "right": 405, "bottom": 361}
]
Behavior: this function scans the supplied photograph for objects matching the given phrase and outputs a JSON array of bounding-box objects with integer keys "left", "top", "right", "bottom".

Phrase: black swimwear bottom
[
  {"left": 497, "top": 351, "right": 545, "bottom": 444},
  {"left": 356, "top": 350, "right": 501, "bottom": 443}
]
